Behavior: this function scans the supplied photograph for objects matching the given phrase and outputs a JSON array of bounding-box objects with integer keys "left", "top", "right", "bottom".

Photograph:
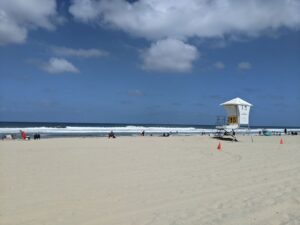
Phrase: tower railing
[{"left": 215, "top": 116, "right": 226, "bottom": 126}]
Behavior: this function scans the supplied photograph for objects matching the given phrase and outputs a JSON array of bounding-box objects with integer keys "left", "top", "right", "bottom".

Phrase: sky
[{"left": 0, "top": 0, "right": 300, "bottom": 126}]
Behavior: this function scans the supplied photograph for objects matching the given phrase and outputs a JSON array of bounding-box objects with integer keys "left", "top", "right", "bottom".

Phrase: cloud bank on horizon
[{"left": 1, "top": 0, "right": 300, "bottom": 72}]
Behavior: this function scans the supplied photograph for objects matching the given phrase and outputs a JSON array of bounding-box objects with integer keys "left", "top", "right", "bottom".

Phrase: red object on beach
[
  {"left": 21, "top": 131, "right": 27, "bottom": 140},
  {"left": 217, "top": 142, "right": 222, "bottom": 151},
  {"left": 280, "top": 138, "right": 284, "bottom": 144}
]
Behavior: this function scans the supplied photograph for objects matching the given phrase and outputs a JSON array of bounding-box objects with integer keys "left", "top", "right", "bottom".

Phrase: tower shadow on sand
[{"left": 212, "top": 136, "right": 238, "bottom": 142}]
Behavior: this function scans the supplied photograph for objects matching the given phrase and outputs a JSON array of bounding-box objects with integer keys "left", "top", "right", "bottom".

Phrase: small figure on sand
[
  {"left": 34, "top": 133, "right": 41, "bottom": 140},
  {"left": 108, "top": 131, "right": 116, "bottom": 138},
  {"left": 2, "top": 134, "right": 15, "bottom": 140},
  {"left": 162, "top": 133, "right": 170, "bottom": 137},
  {"left": 20, "top": 130, "right": 30, "bottom": 140},
  {"left": 141, "top": 130, "right": 145, "bottom": 136}
]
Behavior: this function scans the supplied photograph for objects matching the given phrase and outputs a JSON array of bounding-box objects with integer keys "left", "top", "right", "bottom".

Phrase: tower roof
[{"left": 220, "top": 97, "right": 253, "bottom": 106}]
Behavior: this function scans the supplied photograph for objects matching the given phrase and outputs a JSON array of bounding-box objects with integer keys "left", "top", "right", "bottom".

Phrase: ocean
[{"left": 0, "top": 122, "right": 299, "bottom": 138}]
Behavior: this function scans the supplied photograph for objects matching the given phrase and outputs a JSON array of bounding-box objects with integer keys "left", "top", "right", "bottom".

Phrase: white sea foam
[
  {"left": 0, "top": 126, "right": 299, "bottom": 135},
  {"left": 0, "top": 126, "right": 206, "bottom": 134}
]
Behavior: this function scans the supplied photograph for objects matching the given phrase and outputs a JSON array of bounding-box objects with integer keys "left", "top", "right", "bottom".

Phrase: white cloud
[
  {"left": 69, "top": 0, "right": 300, "bottom": 72},
  {"left": 0, "top": 0, "right": 58, "bottom": 45},
  {"left": 52, "top": 46, "right": 108, "bottom": 58},
  {"left": 142, "top": 38, "right": 198, "bottom": 72},
  {"left": 238, "top": 62, "right": 252, "bottom": 70},
  {"left": 214, "top": 61, "right": 225, "bottom": 69},
  {"left": 69, "top": 0, "right": 100, "bottom": 22},
  {"left": 69, "top": 0, "right": 300, "bottom": 41},
  {"left": 43, "top": 58, "right": 79, "bottom": 74},
  {"left": 0, "top": 10, "right": 27, "bottom": 44}
]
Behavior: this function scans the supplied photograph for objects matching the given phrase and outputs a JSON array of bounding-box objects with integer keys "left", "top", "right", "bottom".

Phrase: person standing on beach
[{"left": 108, "top": 131, "right": 116, "bottom": 138}]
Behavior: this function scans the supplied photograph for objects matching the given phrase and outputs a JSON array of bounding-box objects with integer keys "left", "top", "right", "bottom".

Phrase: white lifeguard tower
[{"left": 216, "top": 97, "right": 253, "bottom": 140}]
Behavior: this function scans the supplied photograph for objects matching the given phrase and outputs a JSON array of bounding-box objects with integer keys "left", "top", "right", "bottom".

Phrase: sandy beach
[{"left": 0, "top": 135, "right": 300, "bottom": 225}]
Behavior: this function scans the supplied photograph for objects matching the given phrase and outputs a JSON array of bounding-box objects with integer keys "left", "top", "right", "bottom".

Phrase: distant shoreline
[{"left": 1, "top": 121, "right": 300, "bottom": 129}]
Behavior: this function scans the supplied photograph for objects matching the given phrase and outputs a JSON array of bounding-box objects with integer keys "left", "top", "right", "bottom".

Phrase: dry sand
[{"left": 1, "top": 135, "right": 300, "bottom": 225}]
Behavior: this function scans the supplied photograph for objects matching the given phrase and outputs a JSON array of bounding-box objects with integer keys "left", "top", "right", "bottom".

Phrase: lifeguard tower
[{"left": 215, "top": 97, "right": 253, "bottom": 141}]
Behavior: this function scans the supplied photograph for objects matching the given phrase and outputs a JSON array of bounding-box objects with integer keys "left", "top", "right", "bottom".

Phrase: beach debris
[{"left": 217, "top": 142, "right": 222, "bottom": 151}]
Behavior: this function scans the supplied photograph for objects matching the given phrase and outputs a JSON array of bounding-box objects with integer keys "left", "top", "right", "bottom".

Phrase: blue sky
[{"left": 0, "top": 0, "right": 300, "bottom": 126}]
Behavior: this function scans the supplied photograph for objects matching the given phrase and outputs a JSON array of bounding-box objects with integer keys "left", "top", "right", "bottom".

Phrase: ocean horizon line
[{"left": 0, "top": 121, "right": 300, "bottom": 129}]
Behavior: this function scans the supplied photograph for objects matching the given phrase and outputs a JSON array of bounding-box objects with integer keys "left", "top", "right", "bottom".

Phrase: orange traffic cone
[
  {"left": 280, "top": 138, "right": 284, "bottom": 144},
  {"left": 217, "top": 142, "right": 222, "bottom": 151}
]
